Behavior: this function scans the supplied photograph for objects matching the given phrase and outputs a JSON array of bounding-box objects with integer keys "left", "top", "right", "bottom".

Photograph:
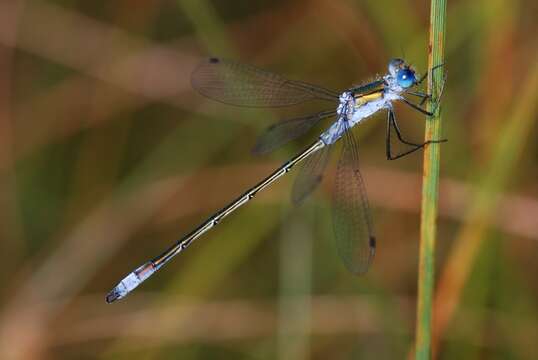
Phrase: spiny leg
[
  {"left": 414, "top": 63, "right": 447, "bottom": 106},
  {"left": 407, "top": 90, "right": 429, "bottom": 99},
  {"left": 386, "top": 109, "right": 446, "bottom": 161},
  {"left": 401, "top": 70, "right": 447, "bottom": 116},
  {"left": 427, "top": 70, "right": 447, "bottom": 108},
  {"left": 416, "top": 63, "right": 444, "bottom": 85},
  {"left": 406, "top": 90, "right": 430, "bottom": 106},
  {"left": 400, "top": 97, "right": 435, "bottom": 116}
]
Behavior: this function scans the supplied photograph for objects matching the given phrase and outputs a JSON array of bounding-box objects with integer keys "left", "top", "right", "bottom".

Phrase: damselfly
[{"left": 106, "top": 57, "right": 445, "bottom": 303}]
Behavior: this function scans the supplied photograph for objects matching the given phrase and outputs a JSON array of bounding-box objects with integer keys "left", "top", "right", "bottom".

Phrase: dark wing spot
[
  {"left": 369, "top": 236, "right": 376, "bottom": 248},
  {"left": 209, "top": 57, "right": 220, "bottom": 64}
]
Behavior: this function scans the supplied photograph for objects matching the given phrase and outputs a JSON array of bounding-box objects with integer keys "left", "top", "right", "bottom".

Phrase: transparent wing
[
  {"left": 291, "top": 145, "right": 331, "bottom": 205},
  {"left": 332, "top": 125, "right": 376, "bottom": 274},
  {"left": 191, "top": 57, "right": 339, "bottom": 107},
  {"left": 253, "top": 110, "right": 336, "bottom": 155}
]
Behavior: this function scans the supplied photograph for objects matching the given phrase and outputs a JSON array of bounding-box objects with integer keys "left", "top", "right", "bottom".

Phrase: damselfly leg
[
  {"left": 409, "top": 63, "right": 446, "bottom": 107},
  {"left": 415, "top": 63, "right": 445, "bottom": 86},
  {"left": 385, "top": 108, "right": 446, "bottom": 160}
]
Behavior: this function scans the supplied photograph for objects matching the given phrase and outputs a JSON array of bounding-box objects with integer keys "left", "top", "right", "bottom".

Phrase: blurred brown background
[{"left": 0, "top": 0, "right": 536, "bottom": 359}]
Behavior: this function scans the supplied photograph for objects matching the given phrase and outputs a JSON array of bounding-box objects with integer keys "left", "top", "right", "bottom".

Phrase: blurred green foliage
[{"left": 0, "top": 0, "right": 536, "bottom": 359}]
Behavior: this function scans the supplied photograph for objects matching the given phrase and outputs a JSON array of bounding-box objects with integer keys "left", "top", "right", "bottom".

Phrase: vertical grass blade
[
  {"left": 415, "top": 0, "right": 447, "bottom": 359},
  {"left": 432, "top": 59, "right": 538, "bottom": 356}
]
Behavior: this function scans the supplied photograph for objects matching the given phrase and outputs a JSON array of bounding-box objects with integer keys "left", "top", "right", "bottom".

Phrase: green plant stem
[
  {"left": 432, "top": 60, "right": 538, "bottom": 356},
  {"left": 415, "top": 0, "right": 447, "bottom": 359}
]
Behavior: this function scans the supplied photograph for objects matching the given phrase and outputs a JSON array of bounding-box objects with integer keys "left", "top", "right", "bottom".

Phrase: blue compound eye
[{"left": 396, "top": 68, "right": 416, "bottom": 88}]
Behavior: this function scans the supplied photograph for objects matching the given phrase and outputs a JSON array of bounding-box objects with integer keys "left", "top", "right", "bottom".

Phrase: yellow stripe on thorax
[{"left": 354, "top": 90, "right": 384, "bottom": 107}]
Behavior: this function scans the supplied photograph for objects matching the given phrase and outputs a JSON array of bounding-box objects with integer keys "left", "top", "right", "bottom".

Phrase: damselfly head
[{"left": 388, "top": 58, "right": 417, "bottom": 89}]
